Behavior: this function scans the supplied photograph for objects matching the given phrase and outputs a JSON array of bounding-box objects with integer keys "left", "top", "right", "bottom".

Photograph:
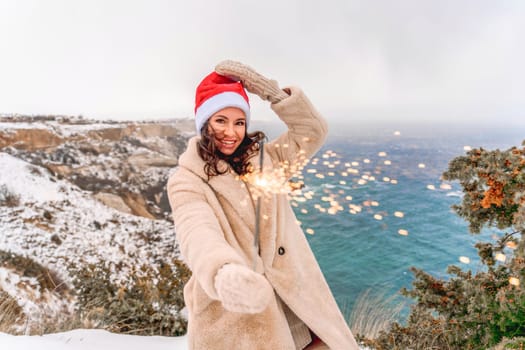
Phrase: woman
[{"left": 167, "top": 60, "right": 359, "bottom": 349}]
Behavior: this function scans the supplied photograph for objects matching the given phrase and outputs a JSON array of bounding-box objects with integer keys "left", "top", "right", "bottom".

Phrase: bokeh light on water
[{"left": 250, "top": 120, "right": 525, "bottom": 321}]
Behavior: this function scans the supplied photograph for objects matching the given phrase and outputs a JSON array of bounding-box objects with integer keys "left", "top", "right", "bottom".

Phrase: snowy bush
[
  {"left": 0, "top": 290, "right": 24, "bottom": 333},
  {"left": 0, "top": 185, "right": 20, "bottom": 207},
  {"left": 72, "top": 259, "right": 190, "bottom": 336},
  {"left": 0, "top": 250, "right": 67, "bottom": 294},
  {"left": 0, "top": 250, "right": 75, "bottom": 335}
]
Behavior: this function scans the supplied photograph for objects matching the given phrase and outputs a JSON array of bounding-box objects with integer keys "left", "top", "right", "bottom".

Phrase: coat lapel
[
  {"left": 208, "top": 171, "right": 256, "bottom": 232},
  {"left": 178, "top": 136, "right": 256, "bottom": 232}
]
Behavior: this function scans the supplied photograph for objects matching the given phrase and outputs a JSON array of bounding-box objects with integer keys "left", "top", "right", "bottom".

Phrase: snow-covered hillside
[{"left": 0, "top": 116, "right": 193, "bottom": 335}]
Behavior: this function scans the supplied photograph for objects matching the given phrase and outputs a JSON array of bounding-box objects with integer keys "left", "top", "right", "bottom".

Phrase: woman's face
[{"left": 207, "top": 107, "right": 246, "bottom": 156}]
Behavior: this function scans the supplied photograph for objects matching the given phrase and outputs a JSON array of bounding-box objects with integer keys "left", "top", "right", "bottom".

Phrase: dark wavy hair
[{"left": 197, "top": 122, "right": 266, "bottom": 178}]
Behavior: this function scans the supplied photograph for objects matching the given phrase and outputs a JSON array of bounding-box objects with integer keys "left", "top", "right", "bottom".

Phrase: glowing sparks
[
  {"left": 459, "top": 256, "right": 470, "bottom": 264},
  {"left": 349, "top": 204, "right": 362, "bottom": 213},
  {"left": 394, "top": 131, "right": 401, "bottom": 136},
  {"left": 398, "top": 229, "right": 409, "bottom": 236},
  {"left": 328, "top": 207, "right": 338, "bottom": 215},
  {"left": 240, "top": 136, "right": 418, "bottom": 243},
  {"left": 293, "top": 197, "right": 307, "bottom": 203},
  {"left": 509, "top": 277, "right": 520, "bottom": 287},
  {"left": 418, "top": 163, "right": 426, "bottom": 169},
  {"left": 255, "top": 177, "right": 268, "bottom": 187},
  {"left": 241, "top": 167, "right": 293, "bottom": 198}
]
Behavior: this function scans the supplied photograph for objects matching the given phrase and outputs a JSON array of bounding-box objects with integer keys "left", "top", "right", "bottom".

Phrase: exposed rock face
[
  {"left": 0, "top": 115, "right": 194, "bottom": 219},
  {"left": 94, "top": 192, "right": 133, "bottom": 215},
  {"left": 0, "top": 128, "right": 64, "bottom": 150}
]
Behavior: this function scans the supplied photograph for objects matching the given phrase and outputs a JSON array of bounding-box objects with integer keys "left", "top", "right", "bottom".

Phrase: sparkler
[{"left": 252, "top": 139, "right": 264, "bottom": 271}]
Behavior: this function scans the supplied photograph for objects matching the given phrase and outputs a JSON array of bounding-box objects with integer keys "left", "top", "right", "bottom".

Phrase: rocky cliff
[{"left": 0, "top": 115, "right": 194, "bottom": 219}]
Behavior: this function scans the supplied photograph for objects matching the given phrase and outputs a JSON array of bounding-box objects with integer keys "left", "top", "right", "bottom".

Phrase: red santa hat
[{"left": 194, "top": 72, "right": 250, "bottom": 133}]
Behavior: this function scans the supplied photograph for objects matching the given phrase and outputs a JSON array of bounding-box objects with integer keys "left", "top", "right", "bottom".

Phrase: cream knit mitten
[
  {"left": 215, "top": 60, "right": 290, "bottom": 104},
  {"left": 214, "top": 263, "right": 273, "bottom": 314}
]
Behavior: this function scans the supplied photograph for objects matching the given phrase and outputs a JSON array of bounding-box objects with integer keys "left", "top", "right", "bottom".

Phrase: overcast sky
[{"left": 0, "top": 0, "right": 524, "bottom": 125}]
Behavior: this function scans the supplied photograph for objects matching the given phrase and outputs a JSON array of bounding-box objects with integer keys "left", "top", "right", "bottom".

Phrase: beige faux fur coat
[{"left": 167, "top": 87, "right": 359, "bottom": 350}]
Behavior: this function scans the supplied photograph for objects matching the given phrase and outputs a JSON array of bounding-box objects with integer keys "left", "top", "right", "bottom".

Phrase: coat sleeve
[
  {"left": 264, "top": 86, "right": 328, "bottom": 178},
  {"left": 167, "top": 170, "right": 245, "bottom": 300}
]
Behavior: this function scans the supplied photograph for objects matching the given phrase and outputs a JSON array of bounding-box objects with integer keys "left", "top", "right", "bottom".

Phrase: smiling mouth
[{"left": 220, "top": 140, "right": 237, "bottom": 146}]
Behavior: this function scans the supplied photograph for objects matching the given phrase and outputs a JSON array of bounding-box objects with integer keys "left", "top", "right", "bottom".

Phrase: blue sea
[{"left": 254, "top": 119, "right": 525, "bottom": 322}]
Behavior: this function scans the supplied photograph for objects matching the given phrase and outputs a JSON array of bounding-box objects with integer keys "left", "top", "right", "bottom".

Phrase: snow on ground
[
  {"left": 0, "top": 329, "right": 187, "bottom": 350},
  {"left": 0, "top": 330, "right": 370, "bottom": 349},
  {"left": 0, "top": 329, "right": 370, "bottom": 350},
  {"left": 0, "top": 122, "right": 52, "bottom": 132},
  {"left": 0, "top": 119, "right": 129, "bottom": 137},
  {"left": 0, "top": 153, "right": 66, "bottom": 203},
  {"left": 0, "top": 151, "right": 179, "bottom": 282}
]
